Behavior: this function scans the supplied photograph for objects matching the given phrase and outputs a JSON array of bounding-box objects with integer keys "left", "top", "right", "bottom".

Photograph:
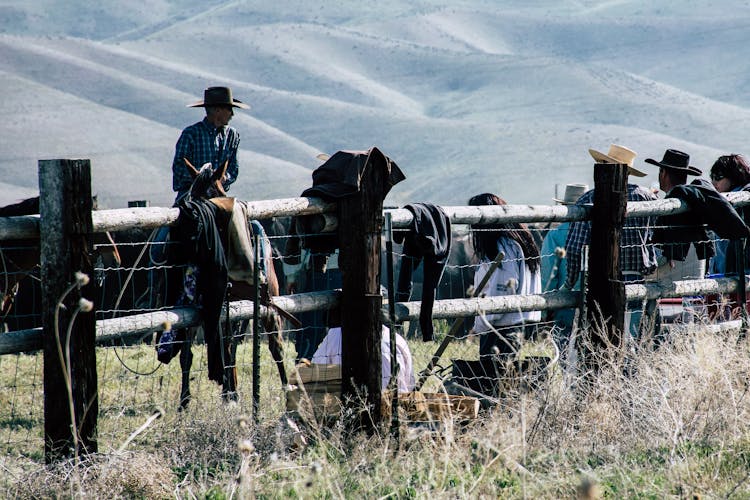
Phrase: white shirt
[
  {"left": 311, "top": 325, "right": 416, "bottom": 393},
  {"left": 472, "top": 236, "right": 542, "bottom": 333}
]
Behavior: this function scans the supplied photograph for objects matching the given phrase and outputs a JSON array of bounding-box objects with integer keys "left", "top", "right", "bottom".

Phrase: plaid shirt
[
  {"left": 564, "top": 184, "right": 658, "bottom": 288},
  {"left": 171, "top": 117, "right": 240, "bottom": 204}
]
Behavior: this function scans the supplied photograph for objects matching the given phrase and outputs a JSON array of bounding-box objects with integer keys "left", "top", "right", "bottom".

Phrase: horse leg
[
  {"left": 178, "top": 328, "right": 194, "bottom": 410},
  {"left": 222, "top": 321, "right": 239, "bottom": 402},
  {"left": 265, "top": 314, "right": 288, "bottom": 387}
]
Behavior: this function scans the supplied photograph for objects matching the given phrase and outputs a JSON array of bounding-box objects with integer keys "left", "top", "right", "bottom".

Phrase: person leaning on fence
[
  {"left": 651, "top": 149, "right": 750, "bottom": 264},
  {"left": 541, "top": 183, "right": 588, "bottom": 353},
  {"left": 171, "top": 86, "right": 249, "bottom": 206},
  {"left": 467, "top": 193, "right": 541, "bottom": 360},
  {"left": 708, "top": 154, "right": 750, "bottom": 276},
  {"left": 650, "top": 149, "right": 750, "bottom": 319},
  {"left": 563, "top": 144, "right": 658, "bottom": 339}
]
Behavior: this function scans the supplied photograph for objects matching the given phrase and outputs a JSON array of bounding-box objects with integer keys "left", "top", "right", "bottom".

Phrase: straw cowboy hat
[
  {"left": 553, "top": 183, "right": 589, "bottom": 204},
  {"left": 187, "top": 86, "right": 250, "bottom": 109},
  {"left": 588, "top": 144, "right": 647, "bottom": 177},
  {"left": 645, "top": 149, "right": 702, "bottom": 176}
]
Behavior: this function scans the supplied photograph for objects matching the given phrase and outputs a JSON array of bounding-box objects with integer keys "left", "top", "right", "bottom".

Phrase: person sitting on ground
[
  {"left": 308, "top": 297, "right": 415, "bottom": 393},
  {"left": 468, "top": 193, "right": 542, "bottom": 360},
  {"left": 310, "top": 324, "right": 416, "bottom": 393}
]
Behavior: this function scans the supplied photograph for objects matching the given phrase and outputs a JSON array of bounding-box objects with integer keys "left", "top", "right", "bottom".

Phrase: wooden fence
[{"left": 3, "top": 159, "right": 750, "bottom": 461}]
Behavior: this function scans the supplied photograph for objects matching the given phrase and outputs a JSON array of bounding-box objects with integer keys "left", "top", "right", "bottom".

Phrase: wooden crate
[
  {"left": 289, "top": 363, "right": 341, "bottom": 385},
  {"left": 286, "top": 388, "right": 341, "bottom": 416},
  {"left": 394, "top": 392, "right": 479, "bottom": 421},
  {"left": 286, "top": 364, "right": 479, "bottom": 422},
  {"left": 287, "top": 363, "right": 343, "bottom": 417}
]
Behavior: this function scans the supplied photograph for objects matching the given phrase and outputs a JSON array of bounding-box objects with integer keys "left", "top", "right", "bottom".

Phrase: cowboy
[
  {"left": 171, "top": 86, "right": 250, "bottom": 205},
  {"left": 648, "top": 149, "right": 750, "bottom": 323},
  {"left": 563, "top": 144, "right": 659, "bottom": 338},
  {"left": 541, "top": 183, "right": 588, "bottom": 352},
  {"left": 650, "top": 149, "right": 750, "bottom": 274}
]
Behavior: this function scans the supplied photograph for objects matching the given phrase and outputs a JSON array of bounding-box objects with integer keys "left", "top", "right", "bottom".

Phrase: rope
[{"left": 108, "top": 227, "right": 164, "bottom": 377}]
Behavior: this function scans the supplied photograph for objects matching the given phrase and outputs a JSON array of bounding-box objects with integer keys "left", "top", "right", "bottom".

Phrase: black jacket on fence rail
[
  {"left": 653, "top": 178, "right": 750, "bottom": 263},
  {"left": 395, "top": 203, "right": 451, "bottom": 342}
]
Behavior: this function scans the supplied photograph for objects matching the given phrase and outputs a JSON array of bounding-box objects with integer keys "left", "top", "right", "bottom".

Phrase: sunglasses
[{"left": 710, "top": 172, "right": 726, "bottom": 182}]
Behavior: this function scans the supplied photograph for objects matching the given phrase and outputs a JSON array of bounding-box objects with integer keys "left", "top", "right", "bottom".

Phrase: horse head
[{"left": 184, "top": 158, "right": 228, "bottom": 201}]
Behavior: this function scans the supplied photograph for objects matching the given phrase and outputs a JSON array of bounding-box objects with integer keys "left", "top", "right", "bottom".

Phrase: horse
[
  {"left": 0, "top": 196, "right": 121, "bottom": 332},
  {"left": 164, "top": 159, "right": 295, "bottom": 406}
]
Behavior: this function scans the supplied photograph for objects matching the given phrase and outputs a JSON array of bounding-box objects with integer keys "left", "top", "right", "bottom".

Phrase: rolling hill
[{"left": 1, "top": 0, "right": 749, "bottom": 208}]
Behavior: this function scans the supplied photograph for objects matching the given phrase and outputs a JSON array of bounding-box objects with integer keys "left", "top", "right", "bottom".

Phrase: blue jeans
[{"left": 623, "top": 274, "right": 644, "bottom": 339}]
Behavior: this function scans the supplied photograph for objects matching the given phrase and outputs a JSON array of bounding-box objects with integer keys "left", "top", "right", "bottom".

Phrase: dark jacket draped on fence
[
  {"left": 653, "top": 178, "right": 750, "bottom": 263},
  {"left": 395, "top": 203, "right": 451, "bottom": 341}
]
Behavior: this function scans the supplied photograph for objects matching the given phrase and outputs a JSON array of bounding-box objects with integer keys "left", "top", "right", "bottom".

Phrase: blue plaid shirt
[
  {"left": 564, "top": 184, "right": 658, "bottom": 288},
  {"left": 171, "top": 117, "right": 240, "bottom": 204}
]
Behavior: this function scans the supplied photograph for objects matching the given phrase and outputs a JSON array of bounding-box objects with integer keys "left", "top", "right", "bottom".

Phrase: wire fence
[{"left": 2, "top": 193, "right": 750, "bottom": 472}]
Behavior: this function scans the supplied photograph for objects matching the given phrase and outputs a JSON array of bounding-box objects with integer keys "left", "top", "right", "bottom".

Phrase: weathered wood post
[
  {"left": 338, "top": 151, "right": 387, "bottom": 431},
  {"left": 586, "top": 162, "right": 627, "bottom": 352},
  {"left": 39, "top": 159, "right": 98, "bottom": 462}
]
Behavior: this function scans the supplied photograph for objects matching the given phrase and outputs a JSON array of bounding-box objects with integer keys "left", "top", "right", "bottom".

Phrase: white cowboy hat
[
  {"left": 588, "top": 144, "right": 647, "bottom": 177},
  {"left": 553, "top": 183, "right": 589, "bottom": 205}
]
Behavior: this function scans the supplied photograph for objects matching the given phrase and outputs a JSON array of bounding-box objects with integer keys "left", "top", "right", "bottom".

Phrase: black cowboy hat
[
  {"left": 645, "top": 149, "right": 702, "bottom": 176},
  {"left": 187, "top": 86, "right": 250, "bottom": 109}
]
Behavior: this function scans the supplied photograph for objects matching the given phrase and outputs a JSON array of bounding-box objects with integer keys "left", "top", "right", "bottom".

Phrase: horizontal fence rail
[
  {"left": 91, "top": 197, "right": 336, "bottom": 233},
  {"left": 6, "top": 274, "right": 734, "bottom": 354},
  {"left": 0, "top": 214, "right": 39, "bottom": 240},
  {"left": 391, "top": 276, "right": 749, "bottom": 322},
  {"left": 2, "top": 191, "right": 750, "bottom": 239},
  {"left": 0, "top": 290, "right": 341, "bottom": 355}
]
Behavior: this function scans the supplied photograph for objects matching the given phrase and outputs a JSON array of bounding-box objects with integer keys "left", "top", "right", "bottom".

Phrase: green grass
[{"left": 4, "top": 324, "right": 750, "bottom": 498}]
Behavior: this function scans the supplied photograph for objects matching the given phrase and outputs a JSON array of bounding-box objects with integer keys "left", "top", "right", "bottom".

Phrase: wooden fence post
[
  {"left": 338, "top": 151, "right": 386, "bottom": 431},
  {"left": 39, "top": 159, "right": 98, "bottom": 462},
  {"left": 586, "top": 162, "right": 627, "bottom": 352}
]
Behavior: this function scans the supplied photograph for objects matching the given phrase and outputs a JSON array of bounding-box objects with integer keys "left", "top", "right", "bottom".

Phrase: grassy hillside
[{"left": 0, "top": 1, "right": 749, "bottom": 209}]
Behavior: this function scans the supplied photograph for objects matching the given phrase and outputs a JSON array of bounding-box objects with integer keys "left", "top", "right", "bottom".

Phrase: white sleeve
[
  {"left": 396, "top": 334, "right": 416, "bottom": 392},
  {"left": 310, "top": 327, "right": 342, "bottom": 365}
]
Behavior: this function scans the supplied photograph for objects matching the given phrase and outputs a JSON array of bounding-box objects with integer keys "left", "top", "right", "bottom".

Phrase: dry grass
[
  {"left": 3, "top": 321, "right": 750, "bottom": 498},
  {"left": 6, "top": 451, "right": 174, "bottom": 498}
]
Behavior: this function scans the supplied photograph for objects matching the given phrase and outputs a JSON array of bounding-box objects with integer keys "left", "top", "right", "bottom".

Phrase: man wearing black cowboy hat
[
  {"left": 648, "top": 148, "right": 702, "bottom": 192},
  {"left": 171, "top": 86, "right": 250, "bottom": 205},
  {"left": 650, "top": 148, "right": 750, "bottom": 266}
]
